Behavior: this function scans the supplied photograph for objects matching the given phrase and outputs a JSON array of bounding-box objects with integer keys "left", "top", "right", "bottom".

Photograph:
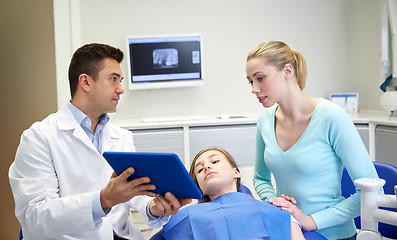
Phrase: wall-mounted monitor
[{"left": 126, "top": 33, "right": 204, "bottom": 90}]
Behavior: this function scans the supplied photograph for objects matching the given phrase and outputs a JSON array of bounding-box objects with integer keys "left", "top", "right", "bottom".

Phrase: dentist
[{"left": 9, "top": 43, "right": 190, "bottom": 240}]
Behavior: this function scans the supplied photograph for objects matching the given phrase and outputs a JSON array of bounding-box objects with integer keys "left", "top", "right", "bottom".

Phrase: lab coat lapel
[
  {"left": 101, "top": 125, "right": 119, "bottom": 154},
  {"left": 56, "top": 106, "right": 100, "bottom": 154},
  {"left": 72, "top": 127, "right": 99, "bottom": 154}
]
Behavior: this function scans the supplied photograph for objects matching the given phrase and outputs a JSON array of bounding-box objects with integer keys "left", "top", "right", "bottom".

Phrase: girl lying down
[{"left": 160, "top": 148, "right": 312, "bottom": 240}]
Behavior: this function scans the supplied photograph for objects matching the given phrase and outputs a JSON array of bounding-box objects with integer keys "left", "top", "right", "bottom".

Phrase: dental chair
[
  {"left": 341, "top": 161, "right": 397, "bottom": 239},
  {"left": 149, "top": 185, "right": 326, "bottom": 240}
]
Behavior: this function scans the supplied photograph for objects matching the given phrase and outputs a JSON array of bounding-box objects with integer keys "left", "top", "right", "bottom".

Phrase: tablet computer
[{"left": 103, "top": 152, "right": 203, "bottom": 199}]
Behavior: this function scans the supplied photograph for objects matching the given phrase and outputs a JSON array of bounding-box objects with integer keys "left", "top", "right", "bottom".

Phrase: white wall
[
  {"left": 55, "top": 0, "right": 383, "bottom": 122},
  {"left": 347, "top": 0, "right": 383, "bottom": 111}
]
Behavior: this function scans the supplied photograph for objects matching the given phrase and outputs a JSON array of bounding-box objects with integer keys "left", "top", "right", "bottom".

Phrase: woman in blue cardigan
[{"left": 246, "top": 41, "right": 379, "bottom": 240}]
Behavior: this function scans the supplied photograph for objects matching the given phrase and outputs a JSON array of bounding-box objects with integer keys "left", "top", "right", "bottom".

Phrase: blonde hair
[
  {"left": 189, "top": 147, "right": 241, "bottom": 199},
  {"left": 247, "top": 41, "right": 307, "bottom": 90}
]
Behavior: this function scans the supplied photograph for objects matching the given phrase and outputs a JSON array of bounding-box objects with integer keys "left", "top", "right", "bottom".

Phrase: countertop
[{"left": 111, "top": 110, "right": 397, "bottom": 130}]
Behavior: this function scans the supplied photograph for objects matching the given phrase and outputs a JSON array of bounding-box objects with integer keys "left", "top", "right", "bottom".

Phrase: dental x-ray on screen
[{"left": 126, "top": 33, "right": 204, "bottom": 90}]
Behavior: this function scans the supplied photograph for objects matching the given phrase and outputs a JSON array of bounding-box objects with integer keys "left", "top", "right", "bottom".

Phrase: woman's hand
[
  {"left": 270, "top": 195, "right": 317, "bottom": 231},
  {"left": 270, "top": 194, "right": 297, "bottom": 205}
]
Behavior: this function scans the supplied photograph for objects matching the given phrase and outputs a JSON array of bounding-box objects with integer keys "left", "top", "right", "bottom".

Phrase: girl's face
[
  {"left": 194, "top": 150, "right": 240, "bottom": 200},
  {"left": 246, "top": 57, "right": 290, "bottom": 108}
]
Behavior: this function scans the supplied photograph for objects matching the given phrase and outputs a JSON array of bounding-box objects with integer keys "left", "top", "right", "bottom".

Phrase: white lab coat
[{"left": 9, "top": 106, "right": 168, "bottom": 239}]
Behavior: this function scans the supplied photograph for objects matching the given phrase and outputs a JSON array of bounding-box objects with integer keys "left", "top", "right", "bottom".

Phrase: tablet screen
[{"left": 103, "top": 152, "right": 202, "bottom": 199}]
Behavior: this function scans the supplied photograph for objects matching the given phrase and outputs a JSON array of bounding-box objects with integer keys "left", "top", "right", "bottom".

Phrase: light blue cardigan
[{"left": 253, "top": 98, "right": 379, "bottom": 239}]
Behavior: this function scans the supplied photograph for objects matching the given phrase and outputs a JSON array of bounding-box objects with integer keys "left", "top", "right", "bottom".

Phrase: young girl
[
  {"left": 161, "top": 148, "right": 313, "bottom": 240},
  {"left": 246, "top": 41, "right": 379, "bottom": 240}
]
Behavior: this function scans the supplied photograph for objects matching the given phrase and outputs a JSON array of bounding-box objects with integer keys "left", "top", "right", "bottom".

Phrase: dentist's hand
[
  {"left": 100, "top": 167, "right": 156, "bottom": 211},
  {"left": 270, "top": 195, "right": 317, "bottom": 231},
  {"left": 149, "top": 192, "right": 192, "bottom": 217}
]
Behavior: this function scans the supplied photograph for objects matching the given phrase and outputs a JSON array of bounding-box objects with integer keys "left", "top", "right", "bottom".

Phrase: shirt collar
[{"left": 67, "top": 102, "right": 110, "bottom": 127}]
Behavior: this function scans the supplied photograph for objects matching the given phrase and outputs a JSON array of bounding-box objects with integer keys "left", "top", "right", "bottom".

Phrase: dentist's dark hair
[{"left": 68, "top": 43, "right": 124, "bottom": 98}]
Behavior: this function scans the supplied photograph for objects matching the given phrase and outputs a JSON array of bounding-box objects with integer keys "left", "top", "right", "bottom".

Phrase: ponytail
[{"left": 292, "top": 50, "right": 307, "bottom": 90}]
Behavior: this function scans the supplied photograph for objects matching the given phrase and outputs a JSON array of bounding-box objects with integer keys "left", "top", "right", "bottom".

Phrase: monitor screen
[{"left": 126, "top": 33, "right": 204, "bottom": 90}]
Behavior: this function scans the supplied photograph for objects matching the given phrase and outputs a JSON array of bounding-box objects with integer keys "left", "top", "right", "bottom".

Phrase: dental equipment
[{"left": 355, "top": 177, "right": 397, "bottom": 240}]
